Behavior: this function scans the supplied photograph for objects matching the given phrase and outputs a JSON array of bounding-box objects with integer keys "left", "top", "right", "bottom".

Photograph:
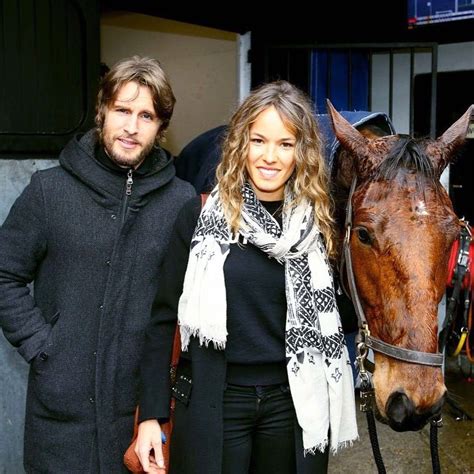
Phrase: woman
[{"left": 136, "top": 81, "right": 358, "bottom": 473}]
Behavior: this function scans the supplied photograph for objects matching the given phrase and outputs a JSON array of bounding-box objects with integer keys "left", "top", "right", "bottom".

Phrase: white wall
[
  {"left": 0, "top": 158, "right": 57, "bottom": 474},
  {"left": 371, "top": 42, "right": 474, "bottom": 134},
  {"left": 101, "top": 12, "right": 238, "bottom": 155},
  {"left": 238, "top": 32, "right": 252, "bottom": 102},
  {"left": 370, "top": 41, "right": 474, "bottom": 189}
]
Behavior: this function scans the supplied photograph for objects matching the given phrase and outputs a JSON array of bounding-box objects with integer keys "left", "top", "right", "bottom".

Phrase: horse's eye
[{"left": 356, "top": 228, "right": 372, "bottom": 245}]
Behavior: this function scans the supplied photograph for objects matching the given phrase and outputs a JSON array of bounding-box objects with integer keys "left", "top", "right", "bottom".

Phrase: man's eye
[
  {"left": 116, "top": 108, "right": 129, "bottom": 114},
  {"left": 142, "top": 113, "right": 153, "bottom": 121}
]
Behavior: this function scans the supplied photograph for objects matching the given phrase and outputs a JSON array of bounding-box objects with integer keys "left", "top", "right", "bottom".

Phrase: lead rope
[
  {"left": 430, "top": 417, "right": 442, "bottom": 474},
  {"left": 357, "top": 332, "right": 386, "bottom": 473},
  {"left": 366, "top": 407, "right": 386, "bottom": 474}
]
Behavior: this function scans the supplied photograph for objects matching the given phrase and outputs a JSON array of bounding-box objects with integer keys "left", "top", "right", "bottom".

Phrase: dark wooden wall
[{"left": 0, "top": 0, "right": 100, "bottom": 155}]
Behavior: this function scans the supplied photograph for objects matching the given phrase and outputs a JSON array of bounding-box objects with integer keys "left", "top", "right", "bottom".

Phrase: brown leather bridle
[{"left": 341, "top": 177, "right": 444, "bottom": 368}]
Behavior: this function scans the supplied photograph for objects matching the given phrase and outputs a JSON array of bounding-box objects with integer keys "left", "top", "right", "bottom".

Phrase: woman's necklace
[
  {"left": 270, "top": 202, "right": 284, "bottom": 218},
  {"left": 262, "top": 200, "right": 283, "bottom": 221}
]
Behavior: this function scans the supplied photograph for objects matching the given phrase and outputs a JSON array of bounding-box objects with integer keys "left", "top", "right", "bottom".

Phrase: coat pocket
[
  {"left": 31, "top": 311, "right": 60, "bottom": 369},
  {"left": 29, "top": 310, "right": 92, "bottom": 419}
]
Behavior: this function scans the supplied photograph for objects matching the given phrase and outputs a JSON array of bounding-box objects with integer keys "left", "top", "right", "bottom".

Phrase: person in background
[
  {"left": 174, "top": 124, "right": 227, "bottom": 193},
  {"left": 0, "top": 55, "right": 194, "bottom": 472},
  {"left": 136, "top": 80, "right": 358, "bottom": 474}
]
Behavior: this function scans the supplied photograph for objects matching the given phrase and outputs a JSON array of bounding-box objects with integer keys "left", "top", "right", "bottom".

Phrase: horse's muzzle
[{"left": 384, "top": 390, "right": 446, "bottom": 432}]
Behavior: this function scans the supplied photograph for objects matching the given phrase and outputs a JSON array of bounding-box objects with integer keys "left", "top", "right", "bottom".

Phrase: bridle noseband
[{"left": 342, "top": 177, "right": 444, "bottom": 368}]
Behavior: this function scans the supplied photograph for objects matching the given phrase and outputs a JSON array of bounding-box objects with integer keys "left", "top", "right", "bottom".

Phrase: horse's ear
[
  {"left": 326, "top": 100, "right": 369, "bottom": 151},
  {"left": 326, "top": 100, "right": 374, "bottom": 176},
  {"left": 427, "top": 104, "right": 473, "bottom": 176}
]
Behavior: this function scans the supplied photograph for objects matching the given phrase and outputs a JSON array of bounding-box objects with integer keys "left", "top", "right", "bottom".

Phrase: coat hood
[
  {"left": 59, "top": 130, "right": 176, "bottom": 206},
  {"left": 316, "top": 111, "right": 396, "bottom": 174}
]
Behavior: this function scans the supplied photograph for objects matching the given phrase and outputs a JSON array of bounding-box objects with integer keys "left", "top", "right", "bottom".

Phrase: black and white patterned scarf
[{"left": 178, "top": 183, "right": 358, "bottom": 453}]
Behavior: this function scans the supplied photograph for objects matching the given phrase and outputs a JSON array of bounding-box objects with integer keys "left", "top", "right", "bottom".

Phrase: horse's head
[{"left": 328, "top": 101, "right": 473, "bottom": 431}]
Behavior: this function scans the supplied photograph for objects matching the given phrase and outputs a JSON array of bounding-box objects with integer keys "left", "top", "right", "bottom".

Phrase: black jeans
[{"left": 222, "top": 383, "right": 328, "bottom": 474}]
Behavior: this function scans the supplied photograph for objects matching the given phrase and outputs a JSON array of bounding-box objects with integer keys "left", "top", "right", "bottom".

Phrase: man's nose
[{"left": 124, "top": 114, "right": 138, "bottom": 134}]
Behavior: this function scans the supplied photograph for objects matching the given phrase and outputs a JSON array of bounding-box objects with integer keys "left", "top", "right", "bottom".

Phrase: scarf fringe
[
  {"left": 303, "top": 439, "right": 329, "bottom": 457},
  {"left": 180, "top": 325, "right": 226, "bottom": 351},
  {"left": 331, "top": 438, "right": 357, "bottom": 454},
  {"left": 303, "top": 437, "right": 358, "bottom": 457}
]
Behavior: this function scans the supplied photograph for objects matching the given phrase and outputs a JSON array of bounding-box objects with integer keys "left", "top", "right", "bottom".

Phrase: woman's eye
[
  {"left": 281, "top": 142, "right": 294, "bottom": 149},
  {"left": 250, "top": 138, "right": 263, "bottom": 144},
  {"left": 356, "top": 228, "right": 372, "bottom": 245}
]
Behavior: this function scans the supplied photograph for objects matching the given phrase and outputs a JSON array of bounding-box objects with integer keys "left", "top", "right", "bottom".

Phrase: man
[{"left": 0, "top": 56, "right": 195, "bottom": 472}]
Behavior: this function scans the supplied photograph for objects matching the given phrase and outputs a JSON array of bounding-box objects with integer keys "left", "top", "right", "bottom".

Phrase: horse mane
[{"left": 375, "top": 135, "right": 435, "bottom": 181}]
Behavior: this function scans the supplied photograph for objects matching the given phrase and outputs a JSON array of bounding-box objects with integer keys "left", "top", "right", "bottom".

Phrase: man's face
[{"left": 102, "top": 81, "right": 161, "bottom": 169}]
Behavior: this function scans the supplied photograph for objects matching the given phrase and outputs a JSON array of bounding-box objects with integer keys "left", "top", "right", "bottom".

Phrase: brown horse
[{"left": 327, "top": 102, "right": 473, "bottom": 432}]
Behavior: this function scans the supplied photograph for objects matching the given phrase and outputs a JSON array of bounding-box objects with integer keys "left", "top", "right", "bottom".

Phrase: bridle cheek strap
[{"left": 343, "top": 177, "right": 444, "bottom": 368}]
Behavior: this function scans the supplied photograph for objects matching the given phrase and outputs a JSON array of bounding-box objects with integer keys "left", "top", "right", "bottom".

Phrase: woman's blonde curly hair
[{"left": 216, "top": 80, "right": 336, "bottom": 259}]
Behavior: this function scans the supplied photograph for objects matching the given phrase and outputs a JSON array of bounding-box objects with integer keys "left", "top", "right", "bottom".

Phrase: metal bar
[
  {"left": 430, "top": 45, "right": 438, "bottom": 138},
  {"left": 409, "top": 48, "right": 415, "bottom": 135},
  {"left": 389, "top": 49, "right": 394, "bottom": 120},
  {"left": 348, "top": 49, "right": 353, "bottom": 110},
  {"left": 263, "top": 43, "right": 269, "bottom": 82},
  {"left": 327, "top": 50, "right": 332, "bottom": 102},
  {"left": 269, "top": 42, "right": 437, "bottom": 50},
  {"left": 306, "top": 48, "right": 312, "bottom": 103},
  {"left": 368, "top": 51, "right": 372, "bottom": 110}
]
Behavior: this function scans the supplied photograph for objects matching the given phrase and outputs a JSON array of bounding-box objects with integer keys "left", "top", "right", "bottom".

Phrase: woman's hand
[{"left": 135, "top": 419, "right": 166, "bottom": 473}]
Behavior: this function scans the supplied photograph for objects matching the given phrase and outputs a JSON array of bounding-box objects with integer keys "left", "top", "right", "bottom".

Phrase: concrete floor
[{"left": 328, "top": 356, "right": 474, "bottom": 473}]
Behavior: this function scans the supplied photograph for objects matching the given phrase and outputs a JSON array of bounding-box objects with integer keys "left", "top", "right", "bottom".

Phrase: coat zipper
[{"left": 120, "top": 169, "right": 134, "bottom": 224}]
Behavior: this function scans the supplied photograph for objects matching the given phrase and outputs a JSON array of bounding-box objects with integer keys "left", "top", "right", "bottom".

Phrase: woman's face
[{"left": 246, "top": 106, "right": 296, "bottom": 201}]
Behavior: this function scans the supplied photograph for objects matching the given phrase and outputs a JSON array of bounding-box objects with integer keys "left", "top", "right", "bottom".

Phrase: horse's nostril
[
  {"left": 386, "top": 391, "right": 414, "bottom": 430},
  {"left": 384, "top": 391, "right": 446, "bottom": 432}
]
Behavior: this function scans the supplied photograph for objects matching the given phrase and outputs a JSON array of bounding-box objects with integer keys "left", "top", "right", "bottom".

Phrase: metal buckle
[
  {"left": 431, "top": 416, "right": 443, "bottom": 428},
  {"left": 360, "top": 386, "right": 375, "bottom": 412},
  {"left": 356, "top": 325, "right": 375, "bottom": 412},
  {"left": 459, "top": 218, "right": 471, "bottom": 237},
  {"left": 344, "top": 224, "right": 351, "bottom": 245}
]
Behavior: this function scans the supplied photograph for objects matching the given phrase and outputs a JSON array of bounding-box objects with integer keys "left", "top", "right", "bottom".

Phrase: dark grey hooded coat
[{"left": 0, "top": 130, "right": 195, "bottom": 473}]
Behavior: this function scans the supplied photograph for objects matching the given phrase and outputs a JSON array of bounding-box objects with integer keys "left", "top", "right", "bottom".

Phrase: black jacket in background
[{"left": 175, "top": 125, "right": 227, "bottom": 193}]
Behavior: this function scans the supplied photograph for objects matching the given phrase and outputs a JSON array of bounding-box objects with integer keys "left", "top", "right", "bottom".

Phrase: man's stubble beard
[{"left": 103, "top": 134, "right": 156, "bottom": 169}]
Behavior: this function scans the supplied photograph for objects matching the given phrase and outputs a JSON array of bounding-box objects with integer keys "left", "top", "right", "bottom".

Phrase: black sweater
[{"left": 144, "top": 196, "right": 289, "bottom": 393}]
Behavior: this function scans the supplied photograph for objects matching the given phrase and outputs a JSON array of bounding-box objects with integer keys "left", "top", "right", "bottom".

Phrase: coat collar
[{"left": 59, "top": 130, "right": 176, "bottom": 206}]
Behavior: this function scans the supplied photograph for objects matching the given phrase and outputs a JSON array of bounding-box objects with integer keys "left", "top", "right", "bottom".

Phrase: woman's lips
[{"left": 257, "top": 167, "right": 279, "bottom": 178}]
